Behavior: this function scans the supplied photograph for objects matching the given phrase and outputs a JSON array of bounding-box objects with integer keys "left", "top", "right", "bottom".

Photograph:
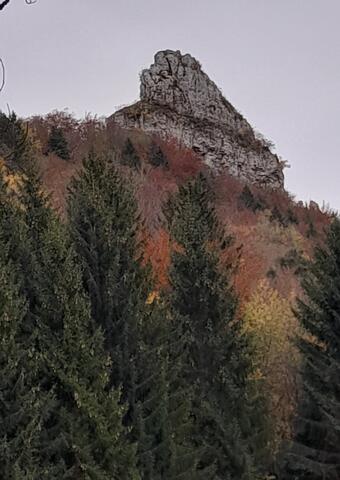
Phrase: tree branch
[
  {"left": 0, "top": 0, "right": 10, "bottom": 11},
  {"left": 0, "top": 0, "right": 37, "bottom": 10},
  {"left": 0, "top": 58, "right": 4, "bottom": 93}
]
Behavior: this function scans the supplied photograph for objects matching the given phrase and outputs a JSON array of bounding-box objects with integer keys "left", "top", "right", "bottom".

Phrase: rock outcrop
[{"left": 112, "top": 50, "right": 284, "bottom": 189}]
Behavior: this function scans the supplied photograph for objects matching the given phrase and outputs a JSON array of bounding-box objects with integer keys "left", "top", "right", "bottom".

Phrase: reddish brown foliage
[
  {"left": 233, "top": 235, "right": 266, "bottom": 302},
  {"left": 159, "top": 138, "right": 204, "bottom": 183},
  {"left": 27, "top": 111, "right": 333, "bottom": 312},
  {"left": 38, "top": 153, "right": 78, "bottom": 215},
  {"left": 143, "top": 228, "right": 172, "bottom": 289}
]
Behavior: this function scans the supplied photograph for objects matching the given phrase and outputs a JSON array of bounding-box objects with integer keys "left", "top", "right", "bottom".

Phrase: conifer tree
[
  {"left": 68, "top": 152, "right": 187, "bottom": 478},
  {"left": 47, "top": 125, "right": 70, "bottom": 160},
  {"left": 270, "top": 206, "right": 286, "bottom": 227},
  {"left": 0, "top": 169, "right": 46, "bottom": 479},
  {"left": 239, "top": 185, "right": 265, "bottom": 212},
  {"left": 0, "top": 111, "right": 32, "bottom": 167},
  {"left": 163, "top": 303, "right": 200, "bottom": 479},
  {"left": 121, "top": 138, "right": 141, "bottom": 170},
  {"left": 3, "top": 162, "right": 138, "bottom": 479},
  {"left": 149, "top": 142, "right": 168, "bottom": 168},
  {"left": 166, "top": 173, "right": 263, "bottom": 479},
  {"left": 0, "top": 240, "right": 43, "bottom": 479},
  {"left": 281, "top": 218, "right": 340, "bottom": 480}
]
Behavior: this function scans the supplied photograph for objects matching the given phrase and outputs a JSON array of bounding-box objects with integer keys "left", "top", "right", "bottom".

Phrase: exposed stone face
[{"left": 112, "top": 50, "right": 284, "bottom": 189}]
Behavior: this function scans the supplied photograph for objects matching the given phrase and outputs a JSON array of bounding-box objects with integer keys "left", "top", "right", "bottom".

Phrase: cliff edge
[{"left": 112, "top": 50, "right": 284, "bottom": 189}]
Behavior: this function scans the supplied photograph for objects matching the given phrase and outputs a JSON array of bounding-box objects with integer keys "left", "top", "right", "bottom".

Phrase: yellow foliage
[
  {"left": 0, "top": 158, "right": 29, "bottom": 213},
  {"left": 0, "top": 159, "right": 25, "bottom": 197},
  {"left": 146, "top": 290, "right": 159, "bottom": 305},
  {"left": 26, "top": 125, "right": 42, "bottom": 154},
  {"left": 243, "top": 280, "right": 301, "bottom": 452},
  {"left": 243, "top": 280, "right": 298, "bottom": 358},
  {"left": 256, "top": 210, "right": 305, "bottom": 252},
  {"left": 3, "top": 171, "right": 24, "bottom": 195}
]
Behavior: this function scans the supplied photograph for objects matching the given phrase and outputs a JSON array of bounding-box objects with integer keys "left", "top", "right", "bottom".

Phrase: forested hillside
[{"left": 0, "top": 110, "right": 339, "bottom": 479}]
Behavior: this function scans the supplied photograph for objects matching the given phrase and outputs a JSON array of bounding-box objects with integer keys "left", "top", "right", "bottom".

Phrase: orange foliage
[
  {"left": 38, "top": 154, "right": 78, "bottom": 215},
  {"left": 26, "top": 111, "right": 332, "bottom": 313},
  {"left": 143, "top": 228, "right": 172, "bottom": 289},
  {"left": 234, "top": 240, "right": 266, "bottom": 302},
  {"left": 159, "top": 139, "right": 204, "bottom": 183}
]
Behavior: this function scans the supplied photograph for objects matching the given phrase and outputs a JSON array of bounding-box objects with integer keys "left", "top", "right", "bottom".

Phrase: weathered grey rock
[{"left": 112, "top": 50, "right": 284, "bottom": 189}]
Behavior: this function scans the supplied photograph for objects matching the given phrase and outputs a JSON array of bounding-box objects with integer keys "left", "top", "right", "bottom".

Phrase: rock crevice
[{"left": 113, "top": 50, "right": 284, "bottom": 189}]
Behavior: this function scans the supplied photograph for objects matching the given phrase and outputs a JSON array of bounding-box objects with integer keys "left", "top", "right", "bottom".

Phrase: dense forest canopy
[{"left": 0, "top": 109, "right": 338, "bottom": 479}]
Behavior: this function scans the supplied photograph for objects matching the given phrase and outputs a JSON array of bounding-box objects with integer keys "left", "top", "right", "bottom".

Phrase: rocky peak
[
  {"left": 140, "top": 50, "right": 243, "bottom": 127},
  {"left": 112, "top": 50, "right": 284, "bottom": 189}
]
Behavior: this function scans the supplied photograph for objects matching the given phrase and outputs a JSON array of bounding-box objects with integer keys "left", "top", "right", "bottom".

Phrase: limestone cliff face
[{"left": 112, "top": 50, "right": 284, "bottom": 189}]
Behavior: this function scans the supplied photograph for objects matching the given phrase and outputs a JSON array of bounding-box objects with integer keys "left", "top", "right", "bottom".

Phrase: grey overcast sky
[{"left": 0, "top": 0, "right": 339, "bottom": 209}]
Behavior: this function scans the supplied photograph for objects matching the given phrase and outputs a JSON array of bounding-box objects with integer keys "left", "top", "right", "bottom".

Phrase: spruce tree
[
  {"left": 163, "top": 303, "right": 200, "bottom": 479},
  {"left": 149, "top": 142, "right": 168, "bottom": 168},
  {"left": 281, "top": 218, "right": 340, "bottom": 480},
  {"left": 166, "top": 173, "right": 262, "bottom": 479},
  {"left": 0, "top": 240, "right": 43, "bottom": 479},
  {"left": 121, "top": 138, "right": 141, "bottom": 170},
  {"left": 4, "top": 163, "right": 138, "bottom": 479},
  {"left": 0, "top": 111, "right": 32, "bottom": 167},
  {"left": 270, "top": 206, "right": 287, "bottom": 227},
  {"left": 47, "top": 125, "right": 70, "bottom": 160},
  {"left": 68, "top": 152, "right": 186, "bottom": 478},
  {"left": 239, "top": 185, "right": 265, "bottom": 213}
]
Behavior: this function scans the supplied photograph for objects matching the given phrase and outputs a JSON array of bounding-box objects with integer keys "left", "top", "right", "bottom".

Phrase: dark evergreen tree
[
  {"left": 281, "top": 218, "right": 340, "bottom": 480},
  {"left": 0, "top": 169, "right": 47, "bottom": 479},
  {"left": 306, "top": 220, "right": 317, "bottom": 239},
  {"left": 47, "top": 125, "right": 70, "bottom": 160},
  {"left": 149, "top": 142, "right": 168, "bottom": 168},
  {"left": 286, "top": 207, "right": 299, "bottom": 225},
  {"left": 67, "top": 153, "right": 146, "bottom": 385},
  {"left": 0, "top": 240, "right": 43, "bottom": 479},
  {"left": 1, "top": 163, "right": 138, "bottom": 479},
  {"left": 166, "top": 173, "right": 264, "bottom": 479},
  {"left": 270, "top": 206, "right": 287, "bottom": 227},
  {"left": 163, "top": 303, "right": 200, "bottom": 480},
  {"left": 121, "top": 138, "right": 141, "bottom": 170},
  {"left": 68, "top": 152, "right": 193, "bottom": 478},
  {"left": 0, "top": 111, "right": 33, "bottom": 167},
  {"left": 239, "top": 185, "right": 265, "bottom": 213}
]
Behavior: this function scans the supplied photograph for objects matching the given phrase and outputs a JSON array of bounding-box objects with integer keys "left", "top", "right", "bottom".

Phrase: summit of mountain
[{"left": 112, "top": 49, "right": 284, "bottom": 189}]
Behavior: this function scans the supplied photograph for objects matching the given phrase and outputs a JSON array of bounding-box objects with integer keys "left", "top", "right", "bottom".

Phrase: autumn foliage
[
  {"left": 25, "top": 112, "right": 333, "bottom": 307},
  {"left": 243, "top": 281, "right": 301, "bottom": 453},
  {"left": 0, "top": 109, "right": 336, "bottom": 476}
]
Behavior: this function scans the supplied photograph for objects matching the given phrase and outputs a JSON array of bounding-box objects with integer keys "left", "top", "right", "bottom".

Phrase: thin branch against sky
[
  {"left": 0, "top": 0, "right": 10, "bottom": 11},
  {"left": 0, "top": 0, "right": 37, "bottom": 9}
]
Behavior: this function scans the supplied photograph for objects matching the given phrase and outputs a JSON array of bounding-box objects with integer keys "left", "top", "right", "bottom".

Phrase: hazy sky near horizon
[{"left": 0, "top": 0, "right": 339, "bottom": 209}]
